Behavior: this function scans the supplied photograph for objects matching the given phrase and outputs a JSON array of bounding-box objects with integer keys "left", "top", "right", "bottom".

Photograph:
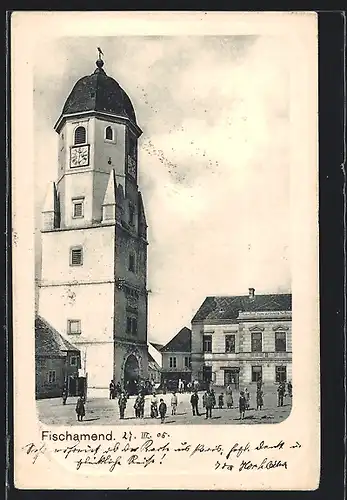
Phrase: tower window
[
  {"left": 47, "top": 370, "right": 56, "bottom": 383},
  {"left": 67, "top": 320, "right": 81, "bottom": 335},
  {"left": 126, "top": 316, "right": 137, "bottom": 335},
  {"left": 72, "top": 198, "right": 84, "bottom": 218},
  {"left": 70, "top": 247, "right": 83, "bottom": 266},
  {"left": 105, "top": 126, "right": 113, "bottom": 141},
  {"left": 128, "top": 253, "right": 135, "bottom": 273},
  {"left": 74, "top": 126, "right": 86, "bottom": 145}
]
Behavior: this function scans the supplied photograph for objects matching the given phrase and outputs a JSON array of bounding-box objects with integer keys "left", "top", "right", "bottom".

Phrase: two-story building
[
  {"left": 35, "top": 315, "right": 82, "bottom": 399},
  {"left": 160, "top": 327, "right": 192, "bottom": 389},
  {"left": 191, "top": 289, "right": 292, "bottom": 388}
]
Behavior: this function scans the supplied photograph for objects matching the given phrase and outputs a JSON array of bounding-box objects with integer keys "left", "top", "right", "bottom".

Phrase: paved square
[{"left": 37, "top": 387, "right": 292, "bottom": 426}]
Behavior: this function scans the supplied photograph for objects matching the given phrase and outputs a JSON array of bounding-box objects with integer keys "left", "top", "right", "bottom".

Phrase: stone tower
[{"left": 38, "top": 55, "right": 149, "bottom": 395}]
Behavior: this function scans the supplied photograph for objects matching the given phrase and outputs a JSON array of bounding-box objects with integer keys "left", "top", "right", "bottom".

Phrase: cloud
[{"left": 34, "top": 35, "right": 291, "bottom": 343}]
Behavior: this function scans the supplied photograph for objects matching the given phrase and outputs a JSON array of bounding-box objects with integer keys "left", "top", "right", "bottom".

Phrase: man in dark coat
[
  {"left": 118, "top": 392, "right": 127, "bottom": 419},
  {"left": 75, "top": 395, "right": 85, "bottom": 421},
  {"left": 109, "top": 380, "right": 115, "bottom": 400},
  {"left": 277, "top": 382, "right": 285, "bottom": 407},
  {"left": 190, "top": 391, "right": 200, "bottom": 416},
  {"left": 205, "top": 391, "right": 213, "bottom": 419}
]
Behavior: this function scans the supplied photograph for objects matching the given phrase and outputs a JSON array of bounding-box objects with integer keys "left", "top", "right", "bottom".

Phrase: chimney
[{"left": 248, "top": 287, "right": 255, "bottom": 299}]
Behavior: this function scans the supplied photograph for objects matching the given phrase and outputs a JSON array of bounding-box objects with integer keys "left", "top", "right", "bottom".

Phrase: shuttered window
[
  {"left": 70, "top": 247, "right": 83, "bottom": 266},
  {"left": 74, "top": 126, "right": 86, "bottom": 145}
]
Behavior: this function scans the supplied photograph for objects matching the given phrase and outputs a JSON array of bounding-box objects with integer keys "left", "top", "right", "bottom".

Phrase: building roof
[
  {"left": 148, "top": 353, "right": 161, "bottom": 372},
  {"left": 150, "top": 342, "right": 164, "bottom": 352},
  {"left": 58, "top": 59, "right": 137, "bottom": 126},
  {"left": 161, "top": 327, "right": 192, "bottom": 353},
  {"left": 35, "top": 315, "right": 80, "bottom": 358},
  {"left": 192, "top": 293, "right": 292, "bottom": 323}
]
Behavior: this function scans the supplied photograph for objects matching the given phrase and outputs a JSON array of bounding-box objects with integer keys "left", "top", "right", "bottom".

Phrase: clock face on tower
[{"left": 70, "top": 145, "right": 90, "bottom": 168}]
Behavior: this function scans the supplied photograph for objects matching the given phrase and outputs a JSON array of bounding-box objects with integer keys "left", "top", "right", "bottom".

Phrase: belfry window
[
  {"left": 105, "top": 126, "right": 113, "bottom": 141},
  {"left": 74, "top": 126, "right": 86, "bottom": 145}
]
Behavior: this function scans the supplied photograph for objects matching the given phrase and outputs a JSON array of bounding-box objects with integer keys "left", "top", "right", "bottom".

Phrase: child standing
[
  {"left": 171, "top": 392, "right": 178, "bottom": 415},
  {"left": 159, "top": 398, "right": 167, "bottom": 423},
  {"left": 218, "top": 393, "right": 224, "bottom": 409},
  {"left": 244, "top": 388, "right": 250, "bottom": 410},
  {"left": 239, "top": 391, "right": 246, "bottom": 420}
]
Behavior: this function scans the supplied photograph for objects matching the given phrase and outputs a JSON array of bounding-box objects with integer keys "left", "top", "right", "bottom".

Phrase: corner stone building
[
  {"left": 191, "top": 289, "right": 292, "bottom": 388},
  {"left": 38, "top": 56, "right": 149, "bottom": 395}
]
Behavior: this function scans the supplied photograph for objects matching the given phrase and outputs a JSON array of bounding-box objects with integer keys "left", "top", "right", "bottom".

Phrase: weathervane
[{"left": 97, "top": 47, "right": 104, "bottom": 60}]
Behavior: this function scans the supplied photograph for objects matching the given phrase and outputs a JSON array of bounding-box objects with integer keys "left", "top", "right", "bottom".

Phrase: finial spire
[{"left": 95, "top": 47, "right": 105, "bottom": 73}]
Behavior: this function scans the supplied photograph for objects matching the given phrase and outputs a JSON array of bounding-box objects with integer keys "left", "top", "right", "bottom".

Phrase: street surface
[{"left": 37, "top": 386, "right": 292, "bottom": 425}]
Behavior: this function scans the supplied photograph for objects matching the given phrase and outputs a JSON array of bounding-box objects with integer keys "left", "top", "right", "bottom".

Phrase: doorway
[
  {"left": 224, "top": 368, "right": 240, "bottom": 389},
  {"left": 124, "top": 354, "right": 140, "bottom": 395}
]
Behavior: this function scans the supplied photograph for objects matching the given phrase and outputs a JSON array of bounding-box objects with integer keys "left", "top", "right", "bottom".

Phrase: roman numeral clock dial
[{"left": 70, "top": 145, "right": 90, "bottom": 168}]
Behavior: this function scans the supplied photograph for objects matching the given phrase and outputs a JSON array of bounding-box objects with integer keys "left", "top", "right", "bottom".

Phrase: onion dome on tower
[{"left": 54, "top": 54, "right": 140, "bottom": 133}]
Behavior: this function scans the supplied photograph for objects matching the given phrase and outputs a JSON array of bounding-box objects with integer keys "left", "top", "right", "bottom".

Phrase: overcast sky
[{"left": 34, "top": 35, "right": 291, "bottom": 345}]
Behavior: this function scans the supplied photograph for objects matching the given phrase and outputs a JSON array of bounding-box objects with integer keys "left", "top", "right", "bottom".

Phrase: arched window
[
  {"left": 74, "top": 126, "right": 86, "bottom": 145},
  {"left": 105, "top": 126, "right": 113, "bottom": 141}
]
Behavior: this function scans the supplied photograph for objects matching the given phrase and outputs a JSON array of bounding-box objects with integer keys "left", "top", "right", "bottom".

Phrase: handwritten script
[{"left": 22, "top": 430, "right": 302, "bottom": 473}]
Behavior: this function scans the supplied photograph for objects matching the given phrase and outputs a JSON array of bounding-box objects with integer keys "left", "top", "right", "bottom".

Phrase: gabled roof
[
  {"left": 192, "top": 294, "right": 292, "bottom": 323},
  {"left": 150, "top": 342, "right": 164, "bottom": 352},
  {"left": 161, "top": 327, "right": 192, "bottom": 353},
  {"left": 35, "top": 315, "right": 80, "bottom": 357},
  {"left": 148, "top": 353, "right": 161, "bottom": 372}
]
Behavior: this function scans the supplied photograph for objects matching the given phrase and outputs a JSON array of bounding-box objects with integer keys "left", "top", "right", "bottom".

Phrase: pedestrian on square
[
  {"left": 109, "top": 380, "right": 115, "bottom": 400},
  {"left": 159, "top": 399, "right": 167, "bottom": 423},
  {"left": 210, "top": 388, "right": 216, "bottom": 409},
  {"left": 134, "top": 394, "right": 141, "bottom": 418},
  {"left": 171, "top": 392, "right": 178, "bottom": 415},
  {"left": 193, "top": 379, "right": 200, "bottom": 392},
  {"left": 205, "top": 391, "right": 213, "bottom": 419},
  {"left": 62, "top": 386, "right": 68, "bottom": 405},
  {"left": 287, "top": 381, "right": 292, "bottom": 397},
  {"left": 202, "top": 391, "right": 207, "bottom": 409},
  {"left": 244, "top": 388, "right": 250, "bottom": 410},
  {"left": 118, "top": 391, "right": 127, "bottom": 419},
  {"left": 256, "top": 388, "right": 264, "bottom": 410},
  {"left": 150, "top": 393, "right": 158, "bottom": 418},
  {"left": 138, "top": 392, "right": 145, "bottom": 418},
  {"left": 190, "top": 391, "right": 200, "bottom": 416},
  {"left": 75, "top": 395, "right": 85, "bottom": 421},
  {"left": 277, "top": 382, "right": 285, "bottom": 407},
  {"left": 226, "top": 385, "right": 233, "bottom": 408},
  {"left": 218, "top": 393, "right": 224, "bottom": 409},
  {"left": 239, "top": 391, "right": 246, "bottom": 420}
]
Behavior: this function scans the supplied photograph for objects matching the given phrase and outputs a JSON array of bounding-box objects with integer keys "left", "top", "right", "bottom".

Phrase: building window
[
  {"left": 252, "top": 365, "right": 262, "bottom": 382},
  {"left": 184, "top": 356, "right": 191, "bottom": 368},
  {"left": 72, "top": 199, "right": 84, "bottom": 218},
  {"left": 126, "top": 317, "right": 137, "bottom": 335},
  {"left": 203, "top": 335, "right": 212, "bottom": 353},
  {"left": 67, "top": 320, "right": 81, "bottom": 335},
  {"left": 70, "top": 356, "right": 78, "bottom": 366},
  {"left": 70, "top": 247, "right": 83, "bottom": 266},
  {"left": 276, "top": 365, "right": 287, "bottom": 383},
  {"left": 225, "top": 334, "right": 235, "bottom": 353},
  {"left": 169, "top": 357, "right": 177, "bottom": 368},
  {"left": 105, "top": 126, "right": 113, "bottom": 141},
  {"left": 129, "top": 254, "right": 135, "bottom": 272},
  {"left": 129, "top": 204, "right": 135, "bottom": 226},
  {"left": 48, "top": 370, "right": 56, "bottom": 383},
  {"left": 74, "top": 126, "right": 86, "bottom": 145},
  {"left": 251, "top": 332, "right": 262, "bottom": 352},
  {"left": 275, "top": 331, "right": 287, "bottom": 352},
  {"left": 203, "top": 365, "right": 212, "bottom": 382}
]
